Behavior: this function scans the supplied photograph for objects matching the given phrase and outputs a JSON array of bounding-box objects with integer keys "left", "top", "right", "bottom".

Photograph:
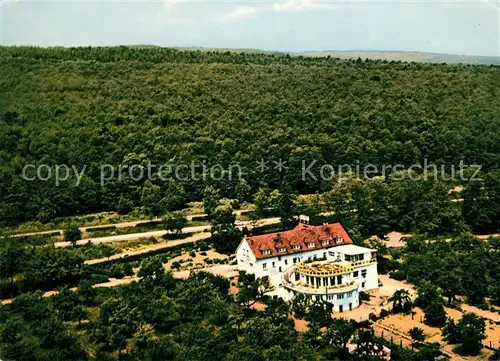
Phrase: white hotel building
[{"left": 236, "top": 222, "right": 378, "bottom": 312}]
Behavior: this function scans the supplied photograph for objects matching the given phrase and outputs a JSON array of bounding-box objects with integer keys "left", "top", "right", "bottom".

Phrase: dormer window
[
  {"left": 308, "top": 242, "right": 315, "bottom": 248},
  {"left": 338, "top": 237, "right": 344, "bottom": 243},
  {"left": 321, "top": 240, "right": 329, "bottom": 246},
  {"left": 292, "top": 245, "right": 300, "bottom": 250},
  {"left": 278, "top": 247, "right": 286, "bottom": 253},
  {"left": 262, "top": 249, "right": 271, "bottom": 255}
]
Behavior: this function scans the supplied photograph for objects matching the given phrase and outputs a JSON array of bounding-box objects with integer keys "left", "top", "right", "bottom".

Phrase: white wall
[
  {"left": 280, "top": 287, "right": 360, "bottom": 312},
  {"left": 236, "top": 240, "right": 256, "bottom": 272}
]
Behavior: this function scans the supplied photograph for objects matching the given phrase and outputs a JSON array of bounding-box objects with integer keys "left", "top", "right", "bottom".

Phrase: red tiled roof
[{"left": 245, "top": 223, "right": 352, "bottom": 260}]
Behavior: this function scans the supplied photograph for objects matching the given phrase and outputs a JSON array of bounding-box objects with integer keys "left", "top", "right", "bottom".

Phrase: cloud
[
  {"left": 164, "top": 0, "right": 181, "bottom": 11},
  {"left": 216, "top": 6, "right": 259, "bottom": 22},
  {"left": 272, "top": 0, "right": 337, "bottom": 12},
  {"left": 214, "top": 0, "right": 337, "bottom": 23}
]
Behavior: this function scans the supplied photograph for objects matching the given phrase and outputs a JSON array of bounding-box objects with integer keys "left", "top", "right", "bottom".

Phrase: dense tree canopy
[{"left": 1, "top": 47, "right": 500, "bottom": 228}]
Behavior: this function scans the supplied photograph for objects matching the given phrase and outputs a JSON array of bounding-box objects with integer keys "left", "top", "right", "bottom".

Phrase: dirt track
[{"left": 54, "top": 217, "right": 280, "bottom": 248}]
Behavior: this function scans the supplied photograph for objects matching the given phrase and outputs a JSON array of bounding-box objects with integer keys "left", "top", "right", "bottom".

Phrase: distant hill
[
  {"left": 298, "top": 50, "right": 500, "bottom": 65},
  {"left": 173, "top": 47, "right": 500, "bottom": 65}
]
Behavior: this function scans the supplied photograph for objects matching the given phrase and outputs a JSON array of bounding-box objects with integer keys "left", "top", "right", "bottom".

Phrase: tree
[
  {"left": 64, "top": 223, "right": 82, "bottom": 245},
  {"left": 116, "top": 194, "right": 134, "bottom": 215},
  {"left": 211, "top": 204, "right": 236, "bottom": 228},
  {"left": 408, "top": 327, "right": 425, "bottom": 343},
  {"left": 237, "top": 271, "right": 274, "bottom": 309},
  {"left": 141, "top": 180, "right": 164, "bottom": 218},
  {"left": 138, "top": 256, "right": 164, "bottom": 282},
  {"left": 210, "top": 205, "right": 241, "bottom": 254},
  {"left": 253, "top": 187, "right": 269, "bottom": 218},
  {"left": 203, "top": 186, "right": 220, "bottom": 220},
  {"left": 462, "top": 256, "right": 489, "bottom": 305},
  {"left": 73, "top": 305, "right": 88, "bottom": 326},
  {"left": 290, "top": 293, "right": 310, "bottom": 319},
  {"left": 304, "top": 299, "right": 333, "bottom": 328},
  {"left": 163, "top": 211, "right": 187, "bottom": 234},
  {"left": 442, "top": 319, "right": 460, "bottom": 344},
  {"left": 389, "top": 289, "right": 413, "bottom": 314},
  {"left": 415, "top": 281, "right": 441, "bottom": 309},
  {"left": 162, "top": 181, "right": 186, "bottom": 211},
  {"left": 353, "top": 330, "right": 387, "bottom": 361},
  {"left": 462, "top": 171, "right": 500, "bottom": 234},
  {"left": 278, "top": 183, "right": 297, "bottom": 228},
  {"left": 23, "top": 248, "right": 85, "bottom": 291},
  {"left": 423, "top": 300, "right": 447, "bottom": 327},
  {"left": 438, "top": 269, "right": 462, "bottom": 305},
  {"left": 416, "top": 343, "right": 442, "bottom": 361},
  {"left": 323, "top": 318, "right": 356, "bottom": 355},
  {"left": 235, "top": 179, "right": 252, "bottom": 203},
  {"left": 263, "top": 296, "right": 291, "bottom": 325},
  {"left": 0, "top": 239, "right": 24, "bottom": 283},
  {"left": 454, "top": 313, "right": 486, "bottom": 355}
]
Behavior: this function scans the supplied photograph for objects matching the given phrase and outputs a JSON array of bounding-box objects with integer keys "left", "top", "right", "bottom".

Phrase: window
[
  {"left": 262, "top": 249, "right": 271, "bottom": 255},
  {"left": 284, "top": 259, "right": 288, "bottom": 265},
  {"left": 278, "top": 247, "right": 286, "bottom": 253},
  {"left": 262, "top": 263, "right": 267, "bottom": 270},
  {"left": 361, "top": 270, "right": 367, "bottom": 278},
  {"left": 279, "top": 266, "right": 282, "bottom": 272},
  {"left": 293, "top": 258, "right": 297, "bottom": 264},
  {"left": 321, "top": 240, "right": 329, "bottom": 246},
  {"left": 362, "top": 282, "right": 366, "bottom": 288},
  {"left": 337, "top": 294, "right": 344, "bottom": 299},
  {"left": 308, "top": 242, "right": 315, "bottom": 248},
  {"left": 292, "top": 244, "right": 300, "bottom": 250},
  {"left": 272, "top": 261, "right": 276, "bottom": 268},
  {"left": 353, "top": 271, "right": 359, "bottom": 277}
]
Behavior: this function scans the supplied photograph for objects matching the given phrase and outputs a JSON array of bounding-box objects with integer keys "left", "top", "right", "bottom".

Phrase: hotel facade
[{"left": 236, "top": 222, "right": 378, "bottom": 312}]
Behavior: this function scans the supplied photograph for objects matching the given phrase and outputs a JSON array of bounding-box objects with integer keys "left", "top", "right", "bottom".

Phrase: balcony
[
  {"left": 295, "top": 261, "right": 353, "bottom": 277},
  {"left": 283, "top": 279, "right": 359, "bottom": 295},
  {"left": 351, "top": 258, "right": 377, "bottom": 267},
  {"left": 282, "top": 266, "right": 359, "bottom": 295}
]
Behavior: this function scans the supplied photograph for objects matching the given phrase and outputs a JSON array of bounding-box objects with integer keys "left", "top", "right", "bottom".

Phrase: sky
[{"left": 0, "top": 0, "right": 499, "bottom": 56}]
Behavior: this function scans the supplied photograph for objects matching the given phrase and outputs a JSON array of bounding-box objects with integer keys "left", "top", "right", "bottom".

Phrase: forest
[
  {"left": 1, "top": 46, "right": 500, "bottom": 360},
  {"left": 1, "top": 46, "right": 500, "bottom": 231},
  {"left": 0, "top": 256, "right": 452, "bottom": 361}
]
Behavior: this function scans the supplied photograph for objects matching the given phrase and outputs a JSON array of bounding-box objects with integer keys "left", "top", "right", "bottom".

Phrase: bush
[
  {"left": 359, "top": 291, "right": 370, "bottom": 302},
  {"left": 408, "top": 327, "right": 425, "bottom": 342},
  {"left": 0, "top": 279, "right": 19, "bottom": 299},
  {"left": 122, "top": 263, "right": 134, "bottom": 276},
  {"left": 64, "top": 223, "right": 82, "bottom": 243},
  {"left": 198, "top": 241, "right": 210, "bottom": 251},
  {"left": 189, "top": 251, "right": 196, "bottom": 258},
  {"left": 478, "top": 303, "right": 490, "bottom": 311},
  {"left": 390, "top": 270, "right": 406, "bottom": 281},
  {"left": 379, "top": 309, "right": 389, "bottom": 319}
]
